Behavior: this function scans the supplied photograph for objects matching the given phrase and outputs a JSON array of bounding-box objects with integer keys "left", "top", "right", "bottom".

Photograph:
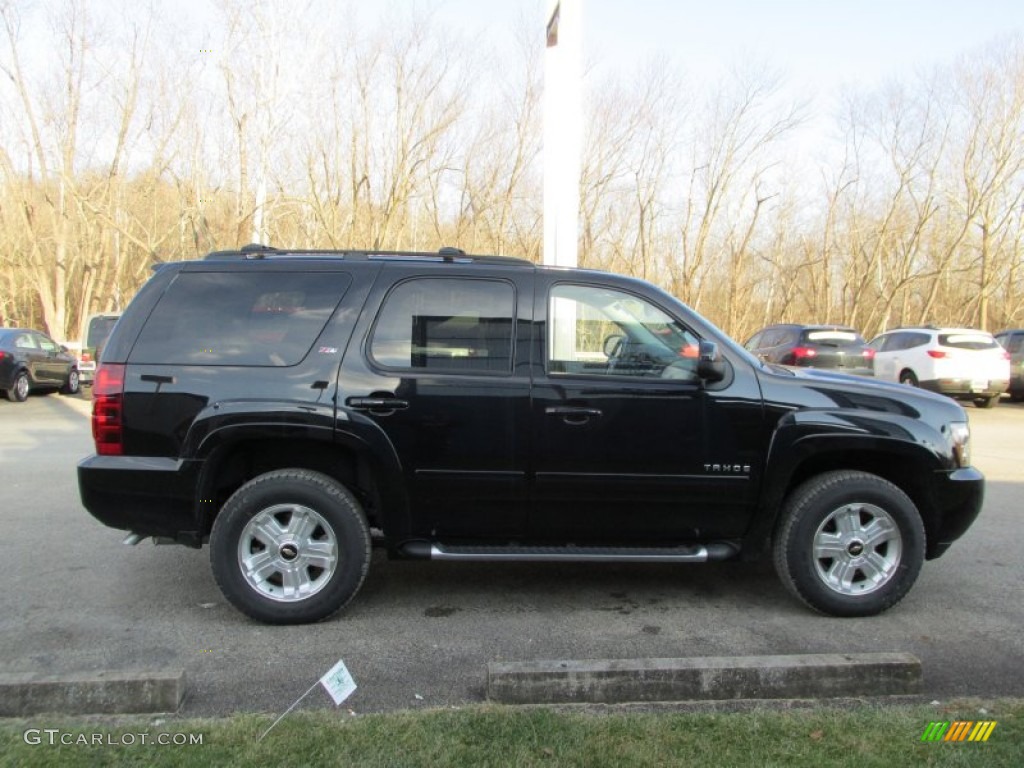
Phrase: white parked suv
[{"left": 868, "top": 327, "right": 1010, "bottom": 408}]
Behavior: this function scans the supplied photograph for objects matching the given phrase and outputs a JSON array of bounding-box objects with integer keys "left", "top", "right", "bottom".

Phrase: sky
[{"left": 430, "top": 0, "right": 1024, "bottom": 110}]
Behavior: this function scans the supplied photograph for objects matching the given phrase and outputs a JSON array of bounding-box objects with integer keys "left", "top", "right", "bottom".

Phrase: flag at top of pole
[{"left": 543, "top": 0, "right": 583, "bottom": 268}]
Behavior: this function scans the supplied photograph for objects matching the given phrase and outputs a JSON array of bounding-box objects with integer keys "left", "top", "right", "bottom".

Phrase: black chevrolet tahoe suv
[{"left": 78, "top": 245, "right": 984, "bottom": 624}]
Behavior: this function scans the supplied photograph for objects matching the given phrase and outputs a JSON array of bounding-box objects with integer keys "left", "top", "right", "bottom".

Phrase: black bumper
[
  {"left": 77, "top": 455, "right": 204, "bottom": 546},
  {"left": 925, "top": 466, "right": 985, "bottom": 559}
]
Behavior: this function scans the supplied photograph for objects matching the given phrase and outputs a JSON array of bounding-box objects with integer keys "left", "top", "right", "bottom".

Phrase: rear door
[{"left": 338, "top": 265, "right": 532, "bottom": 540}]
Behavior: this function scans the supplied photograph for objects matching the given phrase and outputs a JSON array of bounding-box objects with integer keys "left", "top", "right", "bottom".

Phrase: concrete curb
[
  {"left": 487, "top": 653, "right": 921, "bottom": 705},
  {"left": 0, "top": 670, "right": 186, "bottom": 716}
]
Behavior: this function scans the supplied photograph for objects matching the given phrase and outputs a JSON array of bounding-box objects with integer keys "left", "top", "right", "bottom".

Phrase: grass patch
[{"left": 1, "top": 699, "right": 1020, "bottom": 767}]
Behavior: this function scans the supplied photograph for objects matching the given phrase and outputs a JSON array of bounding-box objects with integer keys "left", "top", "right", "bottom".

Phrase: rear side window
[
  {"left": 938, "top": 333, "right": 999, "bottom": 351},
  {"left": 369, "top": 278, "right": 515, "bottom": 373},
  {"left": 130, "top": 272, "right": 351, "bottom": 366}
]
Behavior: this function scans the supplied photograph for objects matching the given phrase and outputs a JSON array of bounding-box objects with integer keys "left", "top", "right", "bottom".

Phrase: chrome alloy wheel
[
  {"left": 15, "top": 373, "right": 29, "bottom": 400},
  {"left": 237, "top": 504, "right": 338, "bottom": 602},
  {"left": 812, "top": 503, "right": 902, "bottom": 596}
]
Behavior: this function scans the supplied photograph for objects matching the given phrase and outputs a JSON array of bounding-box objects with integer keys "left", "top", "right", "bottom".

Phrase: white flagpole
[
  {"left": 543, "top": 0, "right": 583, "bottom": 269},
  {"left": 258, "top": 680, "right": 319, "bottom": 742}
]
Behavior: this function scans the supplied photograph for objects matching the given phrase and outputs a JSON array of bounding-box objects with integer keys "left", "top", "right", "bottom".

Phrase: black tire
[
  {"left": 210, "top": 469, "right": 371, "bottom": 624},
  {"left": 6, "top": 371, "right": 29, "bottom": 402},
  {"left": 899, "top": 370, "right": 918, "bottom": 387},
  {"left": 773, "top": 470, "right": 925, "bottom": 617},
  {"left": 974, "top": 395, "right": 999, "bottom": 409},
  {"left": 61, "top": 368, "right": 80, "bottom": 395}
]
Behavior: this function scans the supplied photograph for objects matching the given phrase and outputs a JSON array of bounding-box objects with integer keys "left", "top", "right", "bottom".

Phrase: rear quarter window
[{"left": 129, "top": 271, "right": 351, "bottom": 366}]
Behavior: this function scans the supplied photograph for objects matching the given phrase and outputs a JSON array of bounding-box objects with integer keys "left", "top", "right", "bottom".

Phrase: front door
[{"left": 530, "top": 279, "right": 759, "bottom": 543}]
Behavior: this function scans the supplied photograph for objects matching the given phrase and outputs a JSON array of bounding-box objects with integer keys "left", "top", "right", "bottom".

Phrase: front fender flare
[{"left": 742, "top": 410, "right": 949, "bottom": 558}]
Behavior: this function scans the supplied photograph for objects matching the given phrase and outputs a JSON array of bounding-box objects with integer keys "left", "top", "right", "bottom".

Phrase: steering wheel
[
  {"left": 661, "top": 360, "right": 698, "bottom": 381},
  {"left": 603, "top": 333, "right": 627, "bottom": 361}
]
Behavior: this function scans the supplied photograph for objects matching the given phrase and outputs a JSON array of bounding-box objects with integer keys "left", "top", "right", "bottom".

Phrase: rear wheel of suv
[
  {"left": 773, "top": 470, "right": 925, "bottom": 617},
  {"left": 210, "top": 469, "right": 371, "bottom": 624},
  {"left": 899, "top": 370, "right": 918, "bottom": 387}
]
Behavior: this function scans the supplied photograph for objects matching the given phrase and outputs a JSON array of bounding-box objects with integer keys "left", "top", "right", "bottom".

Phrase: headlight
[{"left": 949, "top": 422, "right": 971, "bottom": 468}]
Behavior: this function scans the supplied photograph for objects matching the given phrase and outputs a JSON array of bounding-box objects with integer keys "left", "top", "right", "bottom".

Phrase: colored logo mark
[{"left": 920, "top": 721, "right": 997, "bottom": 742}]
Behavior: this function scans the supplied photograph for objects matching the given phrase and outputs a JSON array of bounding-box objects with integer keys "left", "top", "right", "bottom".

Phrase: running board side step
[{"left": 399, "top": 542, "right": 738, "bottom": 563}]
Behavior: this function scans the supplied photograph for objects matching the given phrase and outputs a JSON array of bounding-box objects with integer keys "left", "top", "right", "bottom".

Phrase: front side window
[
  {"left": 36, "top": 335, "right": 58, "bottom": 353},
  {"left": 547, "top": 284, "right": 699, "bottom": 379},
  {"left": 369, "top": 278, "right": 515, "bottom": 373},
  {"left": 130, "top": 271, "right": 351, "bottom": 366}
]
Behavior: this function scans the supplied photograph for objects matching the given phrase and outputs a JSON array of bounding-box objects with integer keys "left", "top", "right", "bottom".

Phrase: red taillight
[
  {"left": 862, "top": 348, "right": 876, "bottom": 360},
  {"left": 0, "top": 350, "right": 6, "bottom": 361},
  {"left": 1002, "top": 350, "right": 1011, "bottom": 361},
  {"left": 791, "top": 346, "right": 817, "bottom": 359},
  {"left": 927, "top": 350, "right": 947, "bottom": 359},
  {"left": 92, "top": 363, "right": 125, "bottom": 456}
]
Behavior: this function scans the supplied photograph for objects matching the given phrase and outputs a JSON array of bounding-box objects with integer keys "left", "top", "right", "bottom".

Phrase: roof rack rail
[{"left": 202, "top": 244, "right": 532, "bottom": 266}]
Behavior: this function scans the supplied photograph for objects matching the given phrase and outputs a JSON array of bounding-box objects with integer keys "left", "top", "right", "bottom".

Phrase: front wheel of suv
[
  {"left": 61, "top": 369, "right": 80, "bottom": 395},
  {"left": 773, "top": 470, "right": 925, "bottom": 617},
  {"left": 210, "top": 469, "right": 371, "bottom": 624},
  {"left": 974, "top": 395, "right": 999, "bottom": 409}
]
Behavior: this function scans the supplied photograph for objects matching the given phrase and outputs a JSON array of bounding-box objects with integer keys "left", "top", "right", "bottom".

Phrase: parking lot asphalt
[{"left": 1, "top": 391, "right": 1022, "bottom": 716}]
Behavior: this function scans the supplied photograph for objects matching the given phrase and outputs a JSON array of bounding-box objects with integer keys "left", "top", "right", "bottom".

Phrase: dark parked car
[
  {"left": 0, "top": 328, "right": 80, "bottom": 402},
  {"left": 79, "top": 245, "right": 981, "bottom": 624},
  {"left": 744, "top": 324, "right": 874, "bottom": 376},
  {"left": 994, "top": 329, "right": 1024, "bottom": 401}
]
